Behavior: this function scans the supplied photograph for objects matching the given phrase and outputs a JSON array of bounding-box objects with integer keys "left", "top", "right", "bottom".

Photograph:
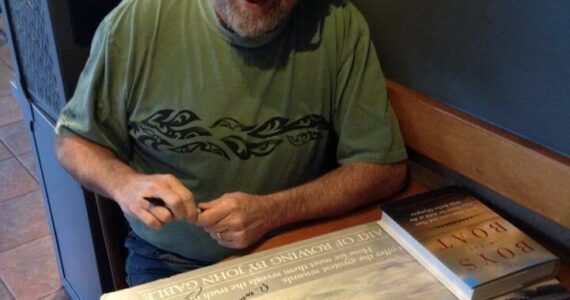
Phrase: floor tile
[
  {"left": 0, "top": 59, "right": 13, "bottom": 97},
  {"left": 0, "top": 157, "right": 38, "bottom": 202},
  {"left": 0, "top": 95, "right": 22, "bottom": 127},
  {"left": 0, "top": 236, "right": 62, "bottom": 300},
  {"left": 0, "top": 120, "right": 32, "bottom": 155},
  {"left": 0, "top": 141, "right": 12, "bottom": 161},
  {"left": 0, "top": 47, "right": 12, "bottom": 69},
  {"left": 0, "top": 20, "right": 12, "bottom": 68},
  {"left": 39, "top": 288, "right": 71, "bottom": 300},
  {"left": 18, "top": 151, "right": 37, "bottom": 179},
  {"left": 0, "top": 191, "right": 50, "bottom": 252},
  {"left": 0, "top": 30, "right": 6, "bottom": 48},
  {"left": 0, "top": 280, "right": 14, "bottom": 300},
  {"left": 1, "top": 14, "right": 13, "bottom": 68}
]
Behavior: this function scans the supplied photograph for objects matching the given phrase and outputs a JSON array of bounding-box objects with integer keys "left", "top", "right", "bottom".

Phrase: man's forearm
[
  {"left": 55, "top": 135, "right": 137, "bottom": 199},
  {"left": 197, "top": 161, "right": 408, "bottom": 249},
  {"left": 56, "top": 135, "right": 199, "bottom": 227},
  {"left": 265, "top": 162, "right": 408, "bottom": 229}
]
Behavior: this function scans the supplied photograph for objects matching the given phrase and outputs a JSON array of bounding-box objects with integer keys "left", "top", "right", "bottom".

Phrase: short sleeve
[
  {"left": 333, "top": 7, "right": 407, "bottom": 165},
  {"left": 55, "top": 17, "right": 132, "bottom": 162}
]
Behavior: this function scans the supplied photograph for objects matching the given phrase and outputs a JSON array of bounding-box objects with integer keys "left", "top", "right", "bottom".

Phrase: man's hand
[
  {"left": 56, "top": 135, "right": 199, "bottom": 230},
  {"left": 112, "top": 173, "right": 198, "bottom": 229},
  {"left": 196, "top": 192, "right": 274, "bottom": 249},
  {"left": 195, "top": 162, "right": 407, "bottom": 249}
]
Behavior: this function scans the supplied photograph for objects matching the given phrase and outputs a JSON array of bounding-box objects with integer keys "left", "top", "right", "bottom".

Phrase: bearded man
[{"left": 55, "top": 0, "right": 408, "bottom": 286}]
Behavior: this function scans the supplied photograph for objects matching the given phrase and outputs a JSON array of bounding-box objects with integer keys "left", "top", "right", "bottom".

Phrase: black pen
[{"left": 145, "top": 197, "right": 203, "bottom": 214}]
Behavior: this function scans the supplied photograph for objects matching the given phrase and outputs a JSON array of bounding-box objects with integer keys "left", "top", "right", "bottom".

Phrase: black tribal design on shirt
[{"left": 130, "top": 109, "right": 330, "bottom": 160}]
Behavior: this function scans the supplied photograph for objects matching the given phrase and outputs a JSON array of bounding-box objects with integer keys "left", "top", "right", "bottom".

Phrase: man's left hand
[{"left": 196, "top": 192, "right": 275, "bottom": 249}]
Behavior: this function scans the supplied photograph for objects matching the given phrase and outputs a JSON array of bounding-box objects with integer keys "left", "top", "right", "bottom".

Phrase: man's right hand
[
  {"left": 111, "top": 173, "right": 198, "bottom": 229},
  {"left": 112, "top": 173, "right": 197, "bottom": 229},
  {"left": 56, "top": 135, "right": 198, "bottom": 229}
]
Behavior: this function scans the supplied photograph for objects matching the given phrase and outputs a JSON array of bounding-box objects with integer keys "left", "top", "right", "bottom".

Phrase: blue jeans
[{"left": 124, "top": 232, "right": 214, "bottom": 287}]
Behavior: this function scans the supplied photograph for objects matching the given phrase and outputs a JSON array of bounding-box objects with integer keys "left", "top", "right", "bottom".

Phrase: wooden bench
[{"left": 387, "top": 80, "right": 570, "bottom": 230}]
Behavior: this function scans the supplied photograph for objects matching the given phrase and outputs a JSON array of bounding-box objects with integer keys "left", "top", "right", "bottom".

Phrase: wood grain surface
[{"left": 387, "top": 80, "right": 570, "bottom": 229}]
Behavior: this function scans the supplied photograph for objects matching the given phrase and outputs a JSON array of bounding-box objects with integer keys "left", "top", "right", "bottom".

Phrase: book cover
[
  {"left": 378, "top": 187, "right": 560, "bottom": 300},
  {"left": 101, "top": 222, "right": 457, "bottom": 300}
]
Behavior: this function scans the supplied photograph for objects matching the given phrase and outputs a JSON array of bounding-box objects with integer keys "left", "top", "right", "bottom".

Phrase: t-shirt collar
[{"left": 198, "top": 0, "right": 290, "bottom": 48}]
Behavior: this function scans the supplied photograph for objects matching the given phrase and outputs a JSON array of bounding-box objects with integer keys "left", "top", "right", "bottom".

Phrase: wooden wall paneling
[{"left": 387, "top": 80, "right": 570, "bottom": 229}]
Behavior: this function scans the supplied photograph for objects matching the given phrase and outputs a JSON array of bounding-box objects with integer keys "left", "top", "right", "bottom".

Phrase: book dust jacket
[{"left": 383, "top": 188, "right": 558, "bottom": 290}]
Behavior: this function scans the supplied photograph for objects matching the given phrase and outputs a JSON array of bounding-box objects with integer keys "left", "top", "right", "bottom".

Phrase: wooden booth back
[{"left": 387, "top": 80, "right": 570, "bottom": 230}]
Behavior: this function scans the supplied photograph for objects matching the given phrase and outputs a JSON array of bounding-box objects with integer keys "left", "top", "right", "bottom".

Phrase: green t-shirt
[{"left": 56, "top": 0, "right": 407, "bottom": 261}]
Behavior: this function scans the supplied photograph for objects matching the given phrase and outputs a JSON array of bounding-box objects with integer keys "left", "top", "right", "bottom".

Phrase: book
[
  {"left": 378, "top": 187, "right": 560, "bottom": 300},
  {"left": 101, "top": 222, "right": 458, "bottom": 300}
]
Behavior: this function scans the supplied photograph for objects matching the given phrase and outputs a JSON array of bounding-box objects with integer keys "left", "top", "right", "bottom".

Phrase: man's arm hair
[
  {"left": 266, "top": 161, "right": 408, "bottom": 229},
  {"left": 55, "top": 135, "right": 198, "bottom": 227},
  {"left": 56, "top": 135, "right": 136, "bottom": 199},
  {"left": 197, "top": 160, "right": 408, "bottom": 248}
]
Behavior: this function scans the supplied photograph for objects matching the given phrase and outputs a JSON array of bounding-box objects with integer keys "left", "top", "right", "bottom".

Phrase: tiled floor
[{"left": 0, "top": 16, "right": 71, "bottom": 300}]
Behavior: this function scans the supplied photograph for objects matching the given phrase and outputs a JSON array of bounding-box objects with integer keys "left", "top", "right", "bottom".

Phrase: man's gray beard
[{"left": 213, "top": 0, "right": 290, "bottom": 38}]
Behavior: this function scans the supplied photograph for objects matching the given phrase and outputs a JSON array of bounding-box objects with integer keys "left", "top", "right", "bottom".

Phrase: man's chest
[{"left": 125, "top": 49, "right": 336, "bottom": 164}]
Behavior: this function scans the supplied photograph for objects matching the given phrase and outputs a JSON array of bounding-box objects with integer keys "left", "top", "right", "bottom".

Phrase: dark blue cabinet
[
  {"left": 1, "top": 0, "right": 122, "bottom": 298},
  {"left": 9, "top": 79, "right": 113, "bottom": 299}
]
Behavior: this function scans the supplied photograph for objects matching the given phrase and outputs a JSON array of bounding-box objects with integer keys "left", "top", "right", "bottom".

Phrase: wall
[{"left": 353, "top": 0, "right": 570, "bottom": 158}]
